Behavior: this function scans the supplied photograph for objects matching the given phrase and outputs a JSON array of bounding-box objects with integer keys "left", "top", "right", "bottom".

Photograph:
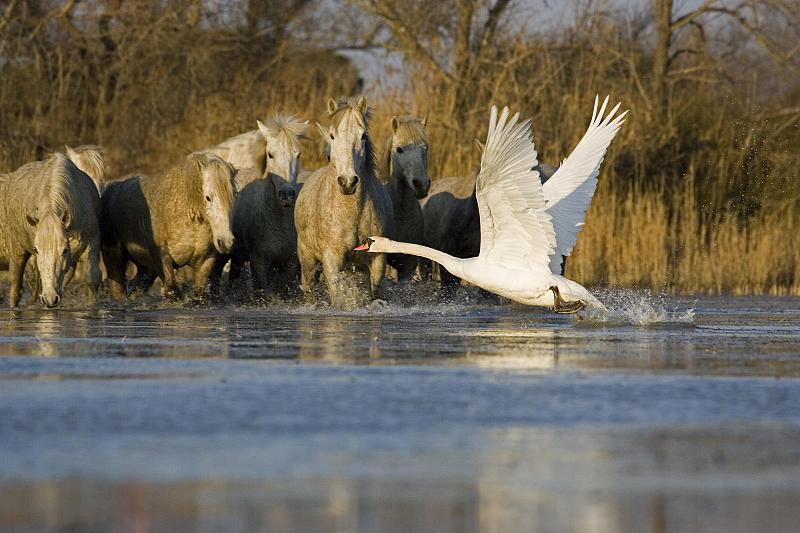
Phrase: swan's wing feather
[
  {"left": 543, "top": 95, "right": 627, "bottom": 273},
  {"left": 476, "top": 106, "right": 556, "bottom": 272}
]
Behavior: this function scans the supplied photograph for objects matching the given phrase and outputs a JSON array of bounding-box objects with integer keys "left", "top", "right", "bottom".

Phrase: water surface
[{"left": 1, "top": 294, "right": 799, "bottom": 532}]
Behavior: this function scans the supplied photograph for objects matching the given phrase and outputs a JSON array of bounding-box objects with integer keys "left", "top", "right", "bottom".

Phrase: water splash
[
  {"left": 583, "top": 288, "right": 695, "bottom": 326},
  {"left": 285, "top": 289, "right": 499, "bottom": 318}
]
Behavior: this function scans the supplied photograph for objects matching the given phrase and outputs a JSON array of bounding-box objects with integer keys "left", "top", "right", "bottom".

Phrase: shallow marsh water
[{"left": 1, "top": 292, "right": 799, "bottom": 532}]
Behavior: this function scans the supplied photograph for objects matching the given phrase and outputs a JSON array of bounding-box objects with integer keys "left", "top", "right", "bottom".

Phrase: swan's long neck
[{"left": 380, "top": 240, "right": 466, "bottom": 277}]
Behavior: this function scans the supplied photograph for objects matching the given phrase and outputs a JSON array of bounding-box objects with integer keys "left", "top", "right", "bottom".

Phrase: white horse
[{"left": 294, "top": 97, "right": 394, "bottom": 308}]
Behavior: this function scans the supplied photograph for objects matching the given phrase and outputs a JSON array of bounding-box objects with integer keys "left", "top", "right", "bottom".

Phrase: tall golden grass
[{"left": 1, "top": 1, "right": 798, "bottom": 294}]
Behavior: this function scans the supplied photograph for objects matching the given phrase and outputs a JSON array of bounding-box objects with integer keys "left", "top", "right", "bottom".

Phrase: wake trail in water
[{"left": 583, "top": 288, "right": 695, "bottom": 326}]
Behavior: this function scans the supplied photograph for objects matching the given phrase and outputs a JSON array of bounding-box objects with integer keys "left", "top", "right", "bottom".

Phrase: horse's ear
[
  {"left": 422, "top": 114, "right": 428, "bottom": 128},
  {"left": 326, "top": 98, "right": 338, "bottom": 115},
  {"left": 474, "top": 139, "right": 485, "bottom": 154},
  {"left": 256, "top": 119, "right": 270, "bottom": 138},
  {"left": 356, "top": 96, "right": 367, "bottom": 114},
  {"left": 299, "top": 120, "right": 311, "bottom": 140},
  {"left": 390, "top": 116, "right": 399, "bottom": 133},
  {"left": 26, "top": 214, "right": 38, "bottom": 227},
  {"left": 315, "top": 121, "right": 328, "bottom": 141},
  {"left": 61, "top": 210, "right": 71, "bottom": 227}
]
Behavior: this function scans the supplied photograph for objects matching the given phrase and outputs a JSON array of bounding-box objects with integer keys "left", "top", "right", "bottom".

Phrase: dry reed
[{"left": 1, "top": 0, "right": 798, "bottom": 294}]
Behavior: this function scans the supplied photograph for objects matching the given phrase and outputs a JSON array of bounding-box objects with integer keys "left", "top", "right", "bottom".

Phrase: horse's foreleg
[
  {"left": 369, "top": 253, "right": 387, "bottom": 300},
  {"left": 321, "top": 250, "right": 346, "bottom": 308},
  {"left": 279, "top": 257, "right": 300, "bottom": 298},
  {"left": 84, "top": 242, "right": 102, "bottom": 304},
  {"left": 297, "top": 240, "right": 317, "bottom": 303},
  {"left": 208, "top": 254, "right": 228, "bottom": 298},
  {"left": 63, "top": 262, "right": 77, "bottom": 289},
  {"left": 102, "top": 245, "right": 127, "bottom": 300},
  {"left": 25, "top": 257, "right": 41, "bottom": 305},
  {"left": 250, "top": 254, "right": 271, "bottom": 300},
  {"left": 396, "top": 255, "right": 418, "bottom": 284},
  {"left": 228, "top": 259, "right": 242, "bottom": 287},
  {"left": 8, "top": 250, "right": 30, "bottom": 308},
  {"left": 191, "top": 254, "right": 217, "bottom": 298},
  {"left": 155, "top": 250, "right": 180, "bottom": 300}
]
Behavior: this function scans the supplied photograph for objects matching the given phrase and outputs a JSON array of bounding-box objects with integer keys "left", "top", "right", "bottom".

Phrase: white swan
[{"left": 356, "top": 98, "right": 627, "bottom": 313}]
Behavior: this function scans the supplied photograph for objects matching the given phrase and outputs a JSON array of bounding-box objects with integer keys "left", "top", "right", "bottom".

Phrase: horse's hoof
[{"left": 164, "top": 289, "right": 182, "bottom": 301}]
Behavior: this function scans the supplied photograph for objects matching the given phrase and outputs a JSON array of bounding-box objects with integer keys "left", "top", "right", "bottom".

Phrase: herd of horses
[{"left": 0, "top": 96, "right": 551, "bottom": 309}]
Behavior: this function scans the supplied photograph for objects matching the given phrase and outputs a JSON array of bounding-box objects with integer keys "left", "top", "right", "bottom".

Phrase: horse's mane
[
  {"left": 262, "top": 113, "right": 308, "bottom": 142},
  {"left": 379, "top": 116, "right": 429, "bottom": 183},
  {"left": 329, "top": 97, "right": 377, "bottom": 179},
  {"left": 44, "top": 154, "right": 75, "bottom": 221},
  {"left": 66, "top": 145, "right": 105, "bottom": 188},
  {"left": 260, "top": 113, "right": 308, "bottom": 168},
  {"left": 197, "top": 152, "right": 237, "bottom": 210},
  {"left": 161, "top": 152, "right": 236, "bottom": 218}
]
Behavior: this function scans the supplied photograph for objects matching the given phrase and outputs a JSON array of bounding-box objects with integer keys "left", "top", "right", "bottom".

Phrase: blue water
[{"left": 1, "top": 294, "right": 799, "bottom": 532}]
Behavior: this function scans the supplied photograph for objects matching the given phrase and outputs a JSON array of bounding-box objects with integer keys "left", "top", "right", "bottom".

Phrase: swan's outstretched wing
[
  {"left": 476, "top": 106, "right": 556, "bottom": 272},
  {"left": 543, "top": 96, "right": 627, "bottom": 273}
]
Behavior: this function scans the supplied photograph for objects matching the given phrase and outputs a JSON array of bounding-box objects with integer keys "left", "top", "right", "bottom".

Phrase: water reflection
[
  {"left": 4, "top": 473, "right": 800, "bottom": 532},
  {"left": 2, "top": 297, "right": 800, "bottom": 532},
  {"left": 0, "top": 300, "right": 798, "bottom": 374}
]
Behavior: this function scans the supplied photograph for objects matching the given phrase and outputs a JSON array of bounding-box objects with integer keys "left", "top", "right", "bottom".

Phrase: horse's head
[
  {"left": 318, "top": 96, "right": 371, "bottom": 196},
  {"left": 27, "top": 210, "right": 71, "bottom": 308},
  {"left": 257, "top": 115, "right": 307, "bottom": 207},
  {"left": 267, "top": 172, "right": 298, "bottom": 208},
  {"left": 196, "top": 153, "right": 236, "bottom": 254},
  {"left": 388, "top": 115, "right": 430, "bottom": 199}
]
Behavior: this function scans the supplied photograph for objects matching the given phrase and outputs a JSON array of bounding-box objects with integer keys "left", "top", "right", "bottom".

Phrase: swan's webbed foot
[{"left": 549, "top": 286, "right": 585, "bottom": 314}]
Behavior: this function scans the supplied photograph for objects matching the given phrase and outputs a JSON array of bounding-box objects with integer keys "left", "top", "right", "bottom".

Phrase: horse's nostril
[
  {"left": 337, "top": 175, "right": 359, "bottom": 194},
  {"left": 216, "top": 238, "right": 223, "bottom": 249}
]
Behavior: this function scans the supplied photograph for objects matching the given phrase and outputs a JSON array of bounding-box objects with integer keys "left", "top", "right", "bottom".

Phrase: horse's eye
[
  {"left": 361, "top": 132, "right": 368, "bottom": 140},
  {"left": 268, "top": 152, "right": 274, "bottom": 159},
  {"left": 63, "top": 246, "right": 69, "bottom": 255},
  {"left": 33, "top": 247, "right": 38, "bottom": 255},
  {"left": 297, "top": 153, "right": 301, "bottom": 160},
  {"left": 205, "top": 195, "right": 211, "bottom": 202},
  {"left": 329, "top": 133, "right": 334, "bottom": 140},
  {"left": 396, "top": 147, "right": 404, "bottom": 154}
]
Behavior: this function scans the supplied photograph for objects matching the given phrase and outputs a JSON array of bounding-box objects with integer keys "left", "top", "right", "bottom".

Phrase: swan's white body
[{"left": 359, "top": 97, "right": 626, "bottom": 313}]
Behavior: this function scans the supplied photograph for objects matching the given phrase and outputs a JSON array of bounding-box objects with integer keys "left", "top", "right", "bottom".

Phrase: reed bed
[{"left": 1, "top": 0, "right": 798, "bottom": 294}]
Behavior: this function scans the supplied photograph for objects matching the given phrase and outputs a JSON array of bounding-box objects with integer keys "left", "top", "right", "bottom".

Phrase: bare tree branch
[{"left": 360, "top": 0, "right": 454, "bottom": 81}]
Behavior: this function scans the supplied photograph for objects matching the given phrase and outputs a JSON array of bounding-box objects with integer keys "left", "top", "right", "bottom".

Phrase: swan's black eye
[
  {"left": 396, "top": 147, "right": 404, "bottom": 154},
  {"left": 205, "top": 195, "right": 211, "bottom": 202},
  {"left": 268, "top": 152, "right": 274, "bottom": 159}
]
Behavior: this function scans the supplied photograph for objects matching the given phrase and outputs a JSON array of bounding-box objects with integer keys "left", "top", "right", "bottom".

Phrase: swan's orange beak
[{"left": 354, "top": 238, "right": 374, "bottom": 251}]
